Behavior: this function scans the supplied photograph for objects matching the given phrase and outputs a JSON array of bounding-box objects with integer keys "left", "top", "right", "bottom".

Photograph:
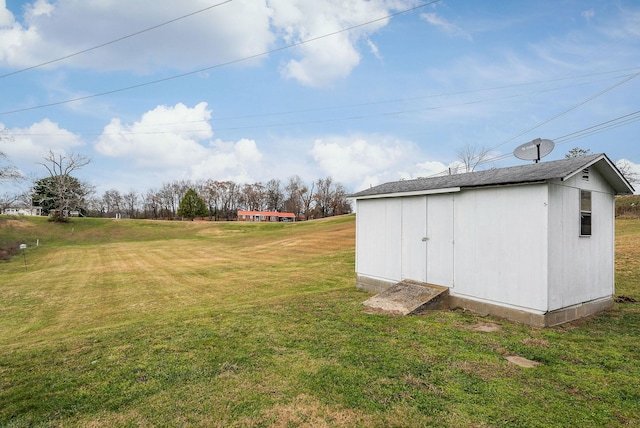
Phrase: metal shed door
[
  {"left": 426, "top": 194, "right": 454, "bottom": 287},
  {"left": 401, "top": 196, "right": 427, "bottom": 282},
  {"left": 401, "top": 194, "right": 454, "bottom": 287}
]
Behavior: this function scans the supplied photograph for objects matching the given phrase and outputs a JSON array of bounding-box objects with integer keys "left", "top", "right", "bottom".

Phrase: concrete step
[{"left": 363, "top": 281, "right": 449, "bottom": 315}]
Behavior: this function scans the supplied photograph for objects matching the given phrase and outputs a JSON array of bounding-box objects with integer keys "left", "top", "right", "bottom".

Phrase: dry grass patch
[{"left": 244, "top": 394, "right": 372, "bottom": 428}]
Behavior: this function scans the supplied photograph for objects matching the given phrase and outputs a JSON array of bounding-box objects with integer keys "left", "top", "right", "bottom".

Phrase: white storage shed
[{"left": 350, "top": 154, "right": 634, "bottom": 326}]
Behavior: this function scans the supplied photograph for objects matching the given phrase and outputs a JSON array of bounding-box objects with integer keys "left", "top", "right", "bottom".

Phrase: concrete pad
[{"left": 363, "top": 281, "right": 448, "bottom": 315}]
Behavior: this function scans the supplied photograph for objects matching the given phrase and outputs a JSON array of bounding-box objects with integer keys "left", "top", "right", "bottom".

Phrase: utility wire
[
  {"left": 8, "top": 73, "right": 639, "bottom": 137},
  {"left": 3, "top": 79, "right": 609, "bottom": 136},
  {"left": 212, "top": 68, "right": 640, "bottom": 121},
  {"left": 0, "top": 0, "right": 234, "bottom": 79},
  {"left": 0, "top": 0, "right": 441, "bottom": 116},
  {"left": 439, "top": 71, "right": 640, "bottom": 173},
  {"left": 468, "top": 110, "right": 640, "bottom": 171},
  {"left": 485, "top": 72, "right": 640, "bottom": 153}
]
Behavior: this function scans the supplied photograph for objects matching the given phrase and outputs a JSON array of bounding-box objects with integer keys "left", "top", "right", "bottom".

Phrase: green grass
[{"left": 1, "top": 215, "right": 639, "bottom": 427}]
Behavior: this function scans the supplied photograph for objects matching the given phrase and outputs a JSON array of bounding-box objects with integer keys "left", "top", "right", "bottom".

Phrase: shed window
[{"left": 580, "top": 190, "right": 591, "bottom": 236}]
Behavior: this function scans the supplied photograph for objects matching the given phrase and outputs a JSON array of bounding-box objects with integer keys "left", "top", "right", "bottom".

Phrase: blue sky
[{"left": 1, "top": 0, "right": 639, "bottom": 195}]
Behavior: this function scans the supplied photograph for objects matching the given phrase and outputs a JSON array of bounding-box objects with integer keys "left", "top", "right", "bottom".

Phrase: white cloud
[
  {"left": 0, "top": 0, "right": 410, "bottom": 86},
  {"left": 0, "top": 0, "right": 14, "bottom": 26},
  {"left": 366, "top": 38, "right": 382, "bottom": 60},
  {"left": 270, "top": 0, "right": 411, "bottom": 87},
  {"left": 190, "top": 138, "right": 263, "bottom": 183},
  {"left": 0, "top": 0, "right": 275, "bottom": 72},
  {"left": 421, "top": 12, "right": 472, "bottom": 41},
  {"left": 95, "top": 102, "right": 266, "bottom": 186},
  {"left": 581, "top": 9, "right": 595, "bottom": 22},
  {"left": 95, "top": 102, "right": 213, "bottom": 167},
  {"left": 281, "top": 34, "right": 361, "bottom": 87},
  {"left": 310, "top": 134, "right": 447, "bottom": 191},
  {"left": 3, "top": 119, "right": 84, "bottom": 163}
]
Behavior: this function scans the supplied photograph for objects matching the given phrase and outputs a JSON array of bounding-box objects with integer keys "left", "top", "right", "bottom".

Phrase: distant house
[
  {"left": 349, "top": 154, "right": 634, "bottom": 326},
  {"left": 2, "top": 206, "right": 43, "bottom": 216},
  {"left": 237, "top": 210, "right": 296, "bottom": 222}
]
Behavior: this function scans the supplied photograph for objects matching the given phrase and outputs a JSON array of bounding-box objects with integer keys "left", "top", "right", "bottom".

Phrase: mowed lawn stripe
[{"left": 0, "top": 217, "right": 355, "bottom": 349}]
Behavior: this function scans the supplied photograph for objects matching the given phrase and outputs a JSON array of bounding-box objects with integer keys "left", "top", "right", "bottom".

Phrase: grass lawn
[{"left": 1, "top": 215, "right": 639, "bottom": 427}]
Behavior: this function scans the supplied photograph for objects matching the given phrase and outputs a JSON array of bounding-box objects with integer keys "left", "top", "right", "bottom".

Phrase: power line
[
  {"left": 471, "top": 110, "right": 640, "bottom": 170},
  {"left": 7, "top": 72, "right": 639, "bottom": 137},
  {"left": 0, "top": 0, "right": 234, "bottom": 79},
  {"left": 0, "top": 0, "right": 441, "bottom": 116},
  {"left": 212, "top": 69, "right": 640, "bottom": 121},
  {"left": 5, "top": 75, "right": 620, "bottom": 136},
  {"left": 485, "top": 72, "right": 640, "bottom": 153},
  {"left": 435, "top": 71, "right": 640, "bottom": 173}
]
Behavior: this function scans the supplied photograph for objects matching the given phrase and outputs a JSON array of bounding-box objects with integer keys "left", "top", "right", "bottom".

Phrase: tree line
[
  {"left": 2, "top": 150, "right": 353, "bottom": 222},
  {"left": 85, "top": 176, "right": 352, "bottom": 220}
]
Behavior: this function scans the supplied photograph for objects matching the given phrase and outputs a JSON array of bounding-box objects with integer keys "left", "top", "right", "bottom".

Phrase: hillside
[{"left": 616, "top": 194, "right": 640, "bottom": 218}]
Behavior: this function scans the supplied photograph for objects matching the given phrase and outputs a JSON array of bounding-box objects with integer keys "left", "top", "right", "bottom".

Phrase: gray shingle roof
[{"left": 350, "top": 153, "right": 634, "bottom": 198}]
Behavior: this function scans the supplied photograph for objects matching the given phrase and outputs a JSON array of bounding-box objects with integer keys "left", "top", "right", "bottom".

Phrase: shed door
[
  {"left": 401, "top": 194, "right": 454, "bottom": 287},
  {"left": 401, "top": 197, "right": 427, "bottom": 282},
  {"left": 426, "top": 194, "right": 454, "bottom": 287}
]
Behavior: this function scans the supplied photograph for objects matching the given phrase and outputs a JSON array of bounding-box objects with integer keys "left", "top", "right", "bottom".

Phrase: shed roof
[{"left": 350, "top": 153, "right": 634, "bottom": 199}]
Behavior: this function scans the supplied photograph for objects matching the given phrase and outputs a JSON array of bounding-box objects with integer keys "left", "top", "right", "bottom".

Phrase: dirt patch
[
  {"left": 0, "top": 242, "right": 20, "bottom": 261},
  {"left": 470, "top": 322, "right": 502, "bottom": 333},
  {"left": 246, "top": 394, "right": 371, "bottom": 427},
  {"left": 522, "top": 338, "right": 550, "bottom": 347},
  {"left": 451, "top": 360, "right": 519, "bottom": 379},
  {"left": 505, "top": 355, "right": 540, "bottom": 368},
  {"left": 0, "top": 218, "right": 35, "bottom": 229}
]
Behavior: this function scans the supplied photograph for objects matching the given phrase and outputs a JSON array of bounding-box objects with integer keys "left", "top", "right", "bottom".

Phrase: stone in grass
[{"left": 505, "top": 355, "right": 540, "bottom": 368}]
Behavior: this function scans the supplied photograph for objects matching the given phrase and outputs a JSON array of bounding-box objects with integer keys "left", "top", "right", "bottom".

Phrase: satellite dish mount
[{"left": 513, "top": 138, "right": 555, "bottom": 163}]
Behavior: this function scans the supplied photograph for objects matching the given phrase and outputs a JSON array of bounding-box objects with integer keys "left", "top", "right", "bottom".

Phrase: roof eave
[
  {"left": 350, "top": 187, "right": 461, "bottom": 200},
  {"left": 562, "top": 154, "right": 635, "bottom": 195}
]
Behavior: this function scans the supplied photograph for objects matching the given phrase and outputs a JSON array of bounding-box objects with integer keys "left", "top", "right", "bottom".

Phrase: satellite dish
[{"left": 514, "top": 138, "right": 555, "bottom": 163}]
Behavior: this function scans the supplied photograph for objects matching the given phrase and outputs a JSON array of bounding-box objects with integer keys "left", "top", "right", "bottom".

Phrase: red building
[{"left": 237, "top": 210, "right": 296, "bottom": 222}]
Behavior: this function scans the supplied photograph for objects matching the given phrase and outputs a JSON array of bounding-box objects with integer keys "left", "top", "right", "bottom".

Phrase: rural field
[{"left": 1, "top": 214, "right": 639, "bottom": 427}]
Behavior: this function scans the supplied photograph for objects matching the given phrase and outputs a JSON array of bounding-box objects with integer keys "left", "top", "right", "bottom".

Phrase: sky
[{"left": 1, "top": 0, "right": 639, "bottom": 197}]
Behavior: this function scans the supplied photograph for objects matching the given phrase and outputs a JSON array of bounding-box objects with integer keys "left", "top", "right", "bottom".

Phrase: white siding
[
  {"left": 356, "top": 198, "right": 402, "bottom": 282},
  {"left": 547, "top": 167, "right": 615, "bottom": 310},
  {"left": 453, "top": 184, "right": 548, "bottom": 312},
  {"left": 355, "top": 164, "right": 617, "bottom": 315}
]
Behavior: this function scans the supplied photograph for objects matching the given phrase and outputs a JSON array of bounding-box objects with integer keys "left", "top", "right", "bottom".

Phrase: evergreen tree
[{"left": 178, "top": 188, "right": 208, "bottom": 220}]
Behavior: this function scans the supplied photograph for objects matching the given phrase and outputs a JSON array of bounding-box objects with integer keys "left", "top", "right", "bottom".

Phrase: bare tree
[
  {"left": 314, "top": 177, "right": 333, "bottom": 218},
  {"left": 299, "top": 181, "right": 315, "bottom": 220},
  {"left": 1, "top": 129, "right": 22, "bottom": 182},
  {"left": 565, "top": 147, "right": 592, "bottom": 158},
  {"left": 36, "top": 151, "right": 92, "bottom": 222},
  {"left": 616, "top": 159, "right": 639, "bottom": 185},
  {"left": 102, "top": 189, "right": 123, "bottom": 217},
  {"left": 123, "top": 190, "right": 139, "bottom": 219},
  {"left": 143, "top": 188, "right": 161, "bottom": 220},
  {"left": 265, "top": 179, "right": 283, "bottom": 211},
  {"left": 0, "top": 152, "right": 22, "bottom": 182},
  {"left": 284, "top": 175, "right": 303, "bottom": 217},
  {"left": 330, "top": 182, "right": 352, "bottom": 216},
  {"left": 455, "top": 144, "right": 490, "bottom": 173}
]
